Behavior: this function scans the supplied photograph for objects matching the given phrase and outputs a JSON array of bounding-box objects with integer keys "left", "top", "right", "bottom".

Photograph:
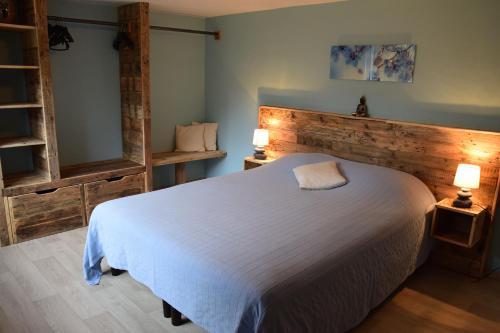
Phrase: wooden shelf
[
  {"left": 0, "top": 65, "right": 39, "bottom": 70},
  {"left": 432, "top": 232, "right": 470, "bottom": 248},
  {"left": 60, "top": 158, "right": 145, "bottom": 179},
  {"left": 435, "top": 198, "right": 485, "bottom": 216},
  {"left": 2, "top": 158, "right": 146, "bottom": 197},
  {"left": 0, "top": 103, "right": 43, "bottom": 110},
  {"left": 152, "top": 150, "right": 227, "bottom": 167},
  {"left": 0, "top": 23, "right": 36, "bottom": 32},
  {"left": 0, "top": 136, "right": 46, "bottom": 149},
  {"left": 3, "top": 169, "right": 49, "bottom": 189}
]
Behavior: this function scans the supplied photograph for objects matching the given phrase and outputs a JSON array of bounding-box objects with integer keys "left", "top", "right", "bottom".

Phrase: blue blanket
[{"left": 84, "top": 153, "right": 435, "bottom": 333}]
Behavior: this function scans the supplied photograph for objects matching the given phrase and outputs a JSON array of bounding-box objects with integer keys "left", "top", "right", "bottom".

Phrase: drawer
[
  {"left": 84, "top": 173, "right": 145, "bottom": 222},
  {"left": 7, "top": 185, "right": 85, "bottom": 243}
]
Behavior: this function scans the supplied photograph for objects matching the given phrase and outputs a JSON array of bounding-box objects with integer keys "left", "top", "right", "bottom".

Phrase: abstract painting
[{"left": 330, "top": 44, "right": 416, "bottom": 83}]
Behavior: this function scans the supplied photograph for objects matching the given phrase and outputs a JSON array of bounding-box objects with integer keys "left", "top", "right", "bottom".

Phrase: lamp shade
[
  {"left": 253, "top": 129, "right": 269, "bottom": 146},
  {"left": 453, "top": 164, "right": 480, "bottom": 189}
]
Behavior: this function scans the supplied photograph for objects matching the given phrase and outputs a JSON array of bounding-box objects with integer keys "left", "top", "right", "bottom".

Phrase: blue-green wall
[
  {"left": 150, "top": 11, "right": 206, "bottom": 188},
  {"left": 47, "top": 0, "right": 206, "bottom": 188},
  {"left": 49, "top": 0, "right": 122, "bottom": 166},
  {"left": 205, "top": 0, "right": 500, "bottom": 266}
]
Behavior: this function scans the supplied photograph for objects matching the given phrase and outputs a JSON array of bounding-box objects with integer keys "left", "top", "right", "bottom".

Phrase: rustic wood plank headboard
[{"left": 259, "top": 106, "right": 500, "bottom": 217}]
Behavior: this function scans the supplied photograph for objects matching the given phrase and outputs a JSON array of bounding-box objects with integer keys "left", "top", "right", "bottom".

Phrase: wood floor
[{"left": 0, "top": 228, "right": 499, "bottom": 333}]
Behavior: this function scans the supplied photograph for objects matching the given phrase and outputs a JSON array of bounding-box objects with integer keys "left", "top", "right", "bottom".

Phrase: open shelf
[
  {"left": 0, "top": 136, "right": 46, "bottom": 149},
  {"left": 2, "top": 158, "right": 146, "bottom": 196},
  {"left": 0, "top": 23, "right": 36, "bottom": 32},
  {"left": 0, "top": 65, "right": 39, "bottom": 70},
  {"left": 60, "top": 158, "right": 145, "bottom": 179},
  {"left": 432, "top": 232, "right": 470, "bottom": 248},
  {"left": 2, "top": 169, "right": 49, "bottom": 189},
  {"left": 152, "top": 150, "right": 227, "bottom": 167},
  {"left": 0, "top": 103, "right": 43, "bottom": 110}
]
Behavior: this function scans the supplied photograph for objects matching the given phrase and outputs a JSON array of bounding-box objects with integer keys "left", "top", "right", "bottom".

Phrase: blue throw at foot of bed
[{"left": 83, "top": 153, "right": 435, "bottom": 333}]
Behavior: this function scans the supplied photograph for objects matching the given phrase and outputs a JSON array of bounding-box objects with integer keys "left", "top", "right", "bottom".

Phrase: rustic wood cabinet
[
  {"left": 6, "top": 185, "right": 85, "bottom": 243},
  {"left": 84, "top": 173, "right": 145, "bottom": 223},
  {"left": 244, "top": 156, "right": 275, "bottom": 170},
  {"left": 0, "top": 1, "right": 151, "bottom": 245}
]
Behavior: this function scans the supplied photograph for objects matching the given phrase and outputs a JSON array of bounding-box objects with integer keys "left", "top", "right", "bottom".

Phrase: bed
[{"left": 84, "top": 152, "right": 436, "bottom": 333}]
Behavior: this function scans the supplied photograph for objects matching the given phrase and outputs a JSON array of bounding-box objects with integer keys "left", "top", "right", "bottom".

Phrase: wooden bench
[{"left": 152, "top": 150, "right": 227, "bottom": 185}]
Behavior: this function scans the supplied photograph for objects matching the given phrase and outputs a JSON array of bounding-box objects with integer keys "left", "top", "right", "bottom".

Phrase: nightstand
[
  {"left": 431, "top": 198, "right": 487, "bottom": 248},
  {"left": 244, "top": 156, "right": 275, "bottom": 170}
]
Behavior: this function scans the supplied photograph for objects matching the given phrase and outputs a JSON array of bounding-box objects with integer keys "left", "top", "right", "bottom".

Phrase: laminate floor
[{"left": 0, "top": 227, "right": 498, "bottom": 333}]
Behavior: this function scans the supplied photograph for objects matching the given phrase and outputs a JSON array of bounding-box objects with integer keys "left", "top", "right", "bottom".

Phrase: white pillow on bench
[
  {"left": 192, "top": 121, "right": 218, "bottom": 151},
  {"left": 175, "top": 124, "right": 205, "bottom": 152}
]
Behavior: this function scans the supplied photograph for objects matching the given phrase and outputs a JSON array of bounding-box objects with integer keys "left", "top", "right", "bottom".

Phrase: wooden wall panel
[
  {"left": 260, "top": 106, "right": 500, "bottom": 275},
  {"left": 118, "top": 2, "right": 152, "bottom": 191},
  {"left": 259, "top": 106, "right": 500, "bottom": 212}
]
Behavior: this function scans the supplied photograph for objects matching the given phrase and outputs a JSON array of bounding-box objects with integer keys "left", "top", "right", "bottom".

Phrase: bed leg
[
  {"left": 171, "top": 307, "right": 189, "bottom": 326},
  {"left": 162, "top": 300, "right": 171, "bottom": 318},
  {"left": 110, "top": 267, "right": 125, "bottom": 276}
]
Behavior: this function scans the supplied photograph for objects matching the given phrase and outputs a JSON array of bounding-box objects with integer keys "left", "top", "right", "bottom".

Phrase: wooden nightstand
[
  {"left": 244, "top": 156, "right": 275, "bottom": 170},
  {"left": 431, "top": 198, "right": 487, "bottom": 248}
]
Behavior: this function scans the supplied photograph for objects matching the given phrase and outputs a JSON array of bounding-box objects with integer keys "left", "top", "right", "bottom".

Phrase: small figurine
[{"left": 352, "top": 96, "right": 368, "bottom": 117}]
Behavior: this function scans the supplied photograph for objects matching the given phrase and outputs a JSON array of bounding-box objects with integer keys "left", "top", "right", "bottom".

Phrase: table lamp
[
  {"left": 453, "top": 163, "right": 480, "bottom": 208},
  {"left": 253, "top": 129, "right": 269, "bottom": 160}
]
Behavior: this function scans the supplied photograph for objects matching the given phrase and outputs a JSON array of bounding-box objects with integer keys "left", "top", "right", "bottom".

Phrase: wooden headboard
[{"left": 259, "top": 106, "right": 500, "bottom": 216}]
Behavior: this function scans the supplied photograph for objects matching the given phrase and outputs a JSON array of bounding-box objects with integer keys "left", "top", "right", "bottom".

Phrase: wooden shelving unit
[
  {"left": 0, "top": 1, "right": 152, "bottom": 246},
  {"left": 0, "top": 0, "right": 59, "bottom": 198}
]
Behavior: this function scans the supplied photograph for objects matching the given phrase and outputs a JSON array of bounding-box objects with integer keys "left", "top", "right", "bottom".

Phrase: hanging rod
[{"left": 47, "top": 15, "right": 221, "bottom": 40}]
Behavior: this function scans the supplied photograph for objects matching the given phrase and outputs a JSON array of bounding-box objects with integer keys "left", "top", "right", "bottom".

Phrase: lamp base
[
  {"left": 253, "top": 152, "right": 267, "bottom": 160},
  {"left": 452, "top": 188, "right": 473, "bottom": 208},
  {"left": 254, "top": 147, "right": 267, "bottom": 160},
  {"left": 453, "top": 197, "right": 472, "bottom": 208}
]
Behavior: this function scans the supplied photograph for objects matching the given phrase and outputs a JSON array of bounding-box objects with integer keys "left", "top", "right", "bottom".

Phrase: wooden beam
[
  {"left": 30, "top": 0, "right": 60, "bottom": 180},
  {"left": 0, "top": 196, "right": 9, "bottom": 246},
  {"left": 118, "top": 2, "right": 152, "bottom": 192}
]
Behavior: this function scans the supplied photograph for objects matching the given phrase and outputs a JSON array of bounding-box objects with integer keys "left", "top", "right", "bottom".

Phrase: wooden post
[
  {"left": 0, "top": 198, "right": 9, "bottom": 246},
  {"left": 31, "top": 0, "right": 60, "bottom": 180},
  {"left": 118, "top": 2, "right": 152, "bottom": 192},
  {"left": 175, "top": 163, "right": 187, "bottom": 185}
]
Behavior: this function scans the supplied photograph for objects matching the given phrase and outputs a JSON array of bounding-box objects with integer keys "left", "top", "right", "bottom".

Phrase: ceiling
[{"left": 82, "top": 0, "right": 346, "bottom": 17}]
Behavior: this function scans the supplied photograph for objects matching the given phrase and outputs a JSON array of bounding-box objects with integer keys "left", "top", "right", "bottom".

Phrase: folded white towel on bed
[{"left": 293, "top": 161, "right": 347, "bottom": 190}]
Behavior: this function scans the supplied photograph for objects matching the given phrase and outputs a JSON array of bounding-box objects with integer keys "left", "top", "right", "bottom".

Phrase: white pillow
[
  {"left": 175, "top": 124, "right": 205, "bottom": 152},
  {"left": 293, "top": 161, "right": 347, "bottom": 190},
  {"left": 192, "top": 121, "right": 218, "bottom": 151}
]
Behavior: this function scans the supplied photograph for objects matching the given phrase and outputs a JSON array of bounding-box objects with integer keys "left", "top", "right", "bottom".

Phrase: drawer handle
[
  {"left": 36, "top": 188, "right": 58, "bottom": 195},
  {"left": 106, "top": 176, "right": 124, "bottom": 182}
]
